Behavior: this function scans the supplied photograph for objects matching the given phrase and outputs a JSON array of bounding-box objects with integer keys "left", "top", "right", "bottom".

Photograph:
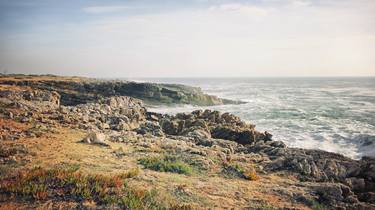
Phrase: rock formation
[
  {"left": 0, "top": 75, "right": 374, "bottom": 209},
  {"left": 0, "top": 76, "right": 241, "bottom": 106}
]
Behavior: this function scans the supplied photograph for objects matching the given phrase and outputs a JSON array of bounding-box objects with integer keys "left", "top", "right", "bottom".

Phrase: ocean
[{"left": 133, "top": 77, "right": 375, "bottom": 159}]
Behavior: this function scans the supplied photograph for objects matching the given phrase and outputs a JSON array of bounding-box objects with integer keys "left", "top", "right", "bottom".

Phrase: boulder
[
  {"left": 210, "top": 126, "right": 257, "bottom": 145},
  {"left": 81, "top": 132, "right": 109, "bottom": 147},
  {"left": 160, "top": 119, "right": 179, "bottom": 135},
  {"left": 136, "top": 121, "right": 164, "bottom": 137},
  {"left": 314, "top": 183, "right": 358, "bottom": 208}
]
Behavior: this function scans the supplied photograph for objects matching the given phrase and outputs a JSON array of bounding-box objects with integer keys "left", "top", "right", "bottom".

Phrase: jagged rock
[
  {"left": 146, "top": 112, "right": 162, "bottom": 121},
  {"left": 183, "top": 128, "right": 211, "bottom": 139},
  {"left": 211, "top": 126, "right": 256, "bottom": 144},
  {"left": 314, "top": 183, "right": 359, "bottom": 209},
  {"left": 159, "top": 110, "right": 269, "bottom": 145},
  {"left": 264, "top": 131, "right": 273, "bottom": 141},
  {"left": 136, "top": 121, "right": 164, "bottom": 137},
  {"left": 0, "top": 89, "right": 60, "bottom": 111},
  {"left": 160, "top": 119, "right": 179, "bottom": 135},
  {"left": 62, "top": 96, "right": 147, "bottom": 131},
  {"left": 359, "top": 156, "right": 375, "bottom": 181},
  {"left": 346, "top": 177, "right": 366, "bottom": 191}
]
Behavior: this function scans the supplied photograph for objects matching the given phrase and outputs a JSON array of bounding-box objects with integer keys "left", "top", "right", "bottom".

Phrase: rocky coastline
[{"left": 0, "top": 75, "right": 374, "bottom": 209}]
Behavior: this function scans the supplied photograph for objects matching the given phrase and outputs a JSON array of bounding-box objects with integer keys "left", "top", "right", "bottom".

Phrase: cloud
[
  {"left": 2, "top": 0, "right": 375, "bottom": 77},
  {"left": 289, "top": 0, "right": 311, "bottom": 7},
  {"left": 82, "top": 6, "right": 128, "bottom": 14},
  {"left": 208, "top": 3, "right": 269, "bottom": 17}
]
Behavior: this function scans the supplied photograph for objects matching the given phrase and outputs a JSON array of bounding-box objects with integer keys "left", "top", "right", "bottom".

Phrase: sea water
[{"left": 134, "top": 77, "right": 375, "bottom": 159}]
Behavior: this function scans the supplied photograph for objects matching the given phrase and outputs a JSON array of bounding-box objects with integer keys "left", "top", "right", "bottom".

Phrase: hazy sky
[{"left": 0, "top": 0, "right": 374, "bottom": 77}]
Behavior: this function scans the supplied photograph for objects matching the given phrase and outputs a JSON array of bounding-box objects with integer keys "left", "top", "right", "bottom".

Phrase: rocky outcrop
[
  {"left": 241, "top": 140, "right": 375, "bottom": 208},
  {"left": 156, "top": 110, "right": 272, "bottom": 145},
  {"left": 0, "top": 77, "right": 240, "bottom": 106},
  {"left": 0, "top": 89, "right": 60, "bottom": 111},
  {"left": 59, "top": 96, "right": 147, "bottom": 131},
  {"left": 1, "top": 75, "right": 374, "bottom": 209}
]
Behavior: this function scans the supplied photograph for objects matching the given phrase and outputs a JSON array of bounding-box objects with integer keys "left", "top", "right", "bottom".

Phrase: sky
[{"left": 0, "top": 0, "right": 374, "bottom": 77}]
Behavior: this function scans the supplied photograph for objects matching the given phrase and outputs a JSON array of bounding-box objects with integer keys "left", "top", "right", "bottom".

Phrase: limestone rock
[
  {"left": 81, "top": 132, "right": 109, "bottom": 147},
  {"left": 1, "top": 79, "right": 240, "bottom": 106},
  {"left": 136, "top": 121, "right": 164, "bottom": 137}
]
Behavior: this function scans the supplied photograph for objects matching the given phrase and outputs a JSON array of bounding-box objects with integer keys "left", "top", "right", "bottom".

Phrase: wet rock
[{"left": 264, "top": 131, "right": 273, "bottom": 141}]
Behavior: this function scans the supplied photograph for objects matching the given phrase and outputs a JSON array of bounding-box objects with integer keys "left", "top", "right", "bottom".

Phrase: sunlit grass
[
  {"left": 139, "top": 155, "right": 194, "bottom": 175},
  {"left": 0, "top": 165, "right": 168, "bottom": 209}
]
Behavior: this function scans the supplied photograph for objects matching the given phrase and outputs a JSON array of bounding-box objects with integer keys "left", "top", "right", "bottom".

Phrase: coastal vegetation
[
  {"left": 139, "top": 155, "right": 194, "bottom": 175},
  {"left": 0, "top": 75, "right": 374, "bottom": 209}
]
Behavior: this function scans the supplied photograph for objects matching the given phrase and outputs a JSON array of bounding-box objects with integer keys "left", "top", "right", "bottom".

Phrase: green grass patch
[{"left": 138, "top": 155, "right": 194, "bottom": 175}]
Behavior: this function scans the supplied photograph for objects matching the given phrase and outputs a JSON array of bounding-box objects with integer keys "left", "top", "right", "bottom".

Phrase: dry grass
[
  {"left": 0, "top": 166, "right": 161, "bottom": 209},
  {"left": 1, "top": 124, "right": 311, "bottom": 209},
  {"left": 0, "top": 118, "right": 30, "bottom": 134}
]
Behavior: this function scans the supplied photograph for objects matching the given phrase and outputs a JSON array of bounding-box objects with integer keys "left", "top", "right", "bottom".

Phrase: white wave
[{"left": 146, "top": 77, "right": 375, "bottom": 159}]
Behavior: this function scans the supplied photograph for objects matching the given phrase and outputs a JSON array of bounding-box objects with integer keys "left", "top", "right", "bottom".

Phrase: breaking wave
[{"left": 143, "top": 77, "right": 375, "bottom": 159}]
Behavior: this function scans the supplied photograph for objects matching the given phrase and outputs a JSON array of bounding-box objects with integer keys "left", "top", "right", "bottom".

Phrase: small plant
[
  {"left": 119, "top": 167, "right": 140, "bottom": 179},
  {"left": 223, "top": 163, "right": 259, "bottom": 180},
  {"left": 138, "top": 155, "right": 193, "bottom": 175}
]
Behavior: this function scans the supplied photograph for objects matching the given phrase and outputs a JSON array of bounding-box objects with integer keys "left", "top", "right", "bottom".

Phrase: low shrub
[{"left": 139, "top": 155, "right": 193, "bottom": 175}]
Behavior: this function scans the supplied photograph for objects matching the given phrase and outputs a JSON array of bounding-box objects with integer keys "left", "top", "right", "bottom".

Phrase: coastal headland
[{"left": 0, "top": 75, "right": 374, "bottom": 209}]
